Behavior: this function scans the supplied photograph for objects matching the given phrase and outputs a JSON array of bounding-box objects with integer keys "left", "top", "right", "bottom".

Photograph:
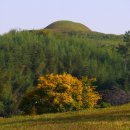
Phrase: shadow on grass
[{"left": 0, "top": 109, "right": 130, "bottom": 126}]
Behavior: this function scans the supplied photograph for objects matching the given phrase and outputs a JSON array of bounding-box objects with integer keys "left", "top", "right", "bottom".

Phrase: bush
[
  {"left": 99, "top": 101, "right": 111, "bottom": 108},
  {"left": 82, "top": 77, "right": 101, "bottom": 108},
  {"left": 0, "top": 102, "right": 4, "bottom": 115},
  {"left": 19, "top": 73, "right": 101, "bottom": 115},
  {"left": 99, "top": 86, "right": 130, "bottom": 105}
]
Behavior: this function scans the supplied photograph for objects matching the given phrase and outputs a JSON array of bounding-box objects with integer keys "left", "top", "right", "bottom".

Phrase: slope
[
  {"left": 0, "top": 103, "right": 130, "bottom": 130},
  {"left": 44, "top": 20, "right": 91, "bottom": 33}
]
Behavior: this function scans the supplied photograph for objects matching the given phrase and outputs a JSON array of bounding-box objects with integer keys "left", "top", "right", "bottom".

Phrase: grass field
[{"left": 0, "top": 104, "right": 130, "bottom": 130}]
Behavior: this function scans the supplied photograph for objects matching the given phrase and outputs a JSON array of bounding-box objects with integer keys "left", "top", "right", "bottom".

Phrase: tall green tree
[{"left": 117, "top": 31, "right": 130, "bottom": 90}]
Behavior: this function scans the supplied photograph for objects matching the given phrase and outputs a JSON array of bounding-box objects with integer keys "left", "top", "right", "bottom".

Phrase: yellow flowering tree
[
  {"left": 37, "top": 73, "right": 83, "bottom": 112},
  {"left": 19, "top": 73, "right": 101, "bottom": 114}
]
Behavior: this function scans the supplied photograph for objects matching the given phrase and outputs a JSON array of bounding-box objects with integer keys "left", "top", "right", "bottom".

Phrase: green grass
[
  {"left": 0, "top": 104, "right": 130, "bottom": 130},
  {"left": 44, "top": 20, "right": 91, "bottom": 32}
]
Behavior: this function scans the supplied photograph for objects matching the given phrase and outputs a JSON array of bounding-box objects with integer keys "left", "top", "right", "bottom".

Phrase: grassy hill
[
  {"left": 38, "top": 20, "right": 123, "bottom": 45},
  {"left": 0, "top": 103, "right": 130, "bottom": 130},
  {"left": 44, "top": 20, "right": 91, "bottom": 32}
]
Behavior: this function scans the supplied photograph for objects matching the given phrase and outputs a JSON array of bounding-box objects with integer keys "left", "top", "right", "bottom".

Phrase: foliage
[
  {"left": 19, "top": 74, "right": 101, "bottom": 114},
  {"left": 0, "top": 26, "right": 128, "bottom": 116},
  {"left": 0, "top": 102, "right": 4, "bottom": 115},
  {"left": 82, "top": 77, "right": 101, "bottom": 108},
  {"left": 99, "top": 101, "right": 111, "bottom": 108},
  {"left": 99, "top": 86, "right": 130, "bottom": 105},
  {"left": 117, "top": 31, "right": 130, "bottom": 90}
]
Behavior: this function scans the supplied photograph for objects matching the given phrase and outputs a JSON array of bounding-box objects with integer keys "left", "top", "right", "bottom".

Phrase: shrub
[
  {"left": 99, "top": 86, "right": 130, "bottom": 105},
  {"left": 0, "top": 102, "right": 4, "bottom": 115},
  {"left": 19, "top": 73, "right": 101, "bottom": 114},
  {"left": 99, "top": 101, "right": 111, "bottom": 108},
  {"left": 82, "top": 77, "right": 101, "bottom": 108}
]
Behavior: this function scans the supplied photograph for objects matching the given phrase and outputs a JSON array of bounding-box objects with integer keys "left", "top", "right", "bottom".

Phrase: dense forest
[{"left": 0, "top": 21, "right": 130, "bottom": 116}]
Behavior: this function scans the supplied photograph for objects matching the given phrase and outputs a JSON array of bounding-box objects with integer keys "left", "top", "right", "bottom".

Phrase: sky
[{"left": 0, "top": 0, "right": 130, "bottom": 35}]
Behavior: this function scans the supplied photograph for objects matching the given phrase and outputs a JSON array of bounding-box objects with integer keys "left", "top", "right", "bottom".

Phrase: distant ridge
[{"left": 44, "top": 20, "right": 91, "bottom": 32}]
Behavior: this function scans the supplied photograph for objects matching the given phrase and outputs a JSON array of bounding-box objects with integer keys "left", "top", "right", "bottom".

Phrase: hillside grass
[
  {"left": 0, "top": 103, "right": 130, "bottom": 130},
  {"left": 44, "top": 20, "right": 91, "bottom": 32}
]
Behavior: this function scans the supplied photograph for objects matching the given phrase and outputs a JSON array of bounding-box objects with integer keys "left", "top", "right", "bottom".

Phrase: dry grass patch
[{"left": 0, "top": 103, "right": 130, "bottom": 130}]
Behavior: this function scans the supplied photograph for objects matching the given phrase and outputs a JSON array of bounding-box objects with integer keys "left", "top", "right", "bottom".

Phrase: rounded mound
[{"left": 45, "top": 20, "right": 91, "bottom": 32}]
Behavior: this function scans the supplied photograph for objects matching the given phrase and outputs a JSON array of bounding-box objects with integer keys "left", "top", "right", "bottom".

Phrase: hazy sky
[{"left": 0, "top": 0, "right": 130, "bottom": 34}]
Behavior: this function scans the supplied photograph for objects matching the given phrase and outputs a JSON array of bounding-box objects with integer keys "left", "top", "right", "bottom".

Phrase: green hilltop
[
  {"left": 37, "top": 20, "right": 122, "bottom": 43},
  {"left": 44, "top": 20, "right": 91, "bottom": 32}
]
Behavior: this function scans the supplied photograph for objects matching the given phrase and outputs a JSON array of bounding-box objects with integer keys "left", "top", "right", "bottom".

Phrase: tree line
[{"left": 0, "top": 29, "right": 129, "bottom": 116}]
